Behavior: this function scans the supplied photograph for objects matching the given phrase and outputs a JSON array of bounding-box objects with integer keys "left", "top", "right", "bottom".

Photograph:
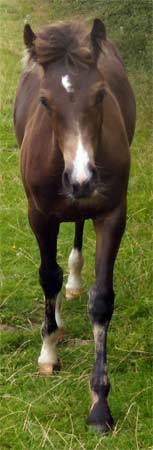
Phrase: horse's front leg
[
  {"left": 87, "top": 201, "right": 126, "bottom": 433},
  {"left": 28, "top": 206, "right": 63, "bottom": 375}
]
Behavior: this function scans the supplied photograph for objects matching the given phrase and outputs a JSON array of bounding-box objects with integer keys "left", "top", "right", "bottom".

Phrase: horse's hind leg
[
  {"left": 65, "top": 220, "right": 84, "bottom": 300},
  {"left": 28, "top": 206, "right": 63, "bottom": 375}
]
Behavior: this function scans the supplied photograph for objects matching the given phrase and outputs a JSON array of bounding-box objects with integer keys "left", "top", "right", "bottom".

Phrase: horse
[{"left": 14, "top": 18, "right": 136, "bottom": 433}]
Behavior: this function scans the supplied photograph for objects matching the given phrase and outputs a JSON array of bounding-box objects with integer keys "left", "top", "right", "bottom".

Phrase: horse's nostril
[
  {"left": 72, "top": 180, "right": 91, "bottom": 198},
  {"left": 88, "top": 164, "right": 98, "bottom": 183},
  {"left": 72, "top": 182, "right": 80, "bottom": 194},
  {"left": 62, "top": 165, "right": 98, "bottom": 199},
  {"left": 62, "top": 170, "right": 70, "bottom": 188},
  {"left": 92, "top": 167, "right": 98, "bottom": 181}
]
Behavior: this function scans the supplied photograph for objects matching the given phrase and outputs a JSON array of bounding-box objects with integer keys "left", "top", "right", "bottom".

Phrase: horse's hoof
[
  {"left": 87, "top": 397, "right": 114, "bottom": 434},
  {"left": 65, "top": 288, "right": 83, "bottom": 300},
  {"left": 86, "top": 422, "right": 112, "bottom": 434},
  {"left": 57, "top": 327, "right": 64, "bottom": 342},
  {"left": 38, "top": 360, "right": 61, "bottom": 376}
]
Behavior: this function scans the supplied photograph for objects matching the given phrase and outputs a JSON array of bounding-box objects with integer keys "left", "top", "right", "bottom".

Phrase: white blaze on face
[
  {"left": 61, "top": 81, "right": 92, "bottom": 185},
  {"left": 72, "top": 133, "right": 91, "bottom": 184},
  {"left": 61, "top": 74, "right": 74, "bottom": 93}
]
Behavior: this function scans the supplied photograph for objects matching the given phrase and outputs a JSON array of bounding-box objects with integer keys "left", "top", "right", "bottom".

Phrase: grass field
[{"left": 0, "top": 1, "right": 152, "bottom": 449}]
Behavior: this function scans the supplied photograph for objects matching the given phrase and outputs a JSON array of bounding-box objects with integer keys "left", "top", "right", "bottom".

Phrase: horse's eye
[
  {"left": 96, "top": 89, "right": 106, "bottom": 105},
  {"left": 39, "top": 96, "right": 52, "bottom": 113},
  {"left": 40, "top": 96, "right": 48, "bottom": 107}
]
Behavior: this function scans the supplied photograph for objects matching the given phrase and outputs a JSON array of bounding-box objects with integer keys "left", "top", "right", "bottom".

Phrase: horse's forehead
[
  {"left": 61, "top": 74, "right": 74, "bottom": 94},
  {"left": 45, "top": 65, "right": 101, "bottom": 95},
  {"left": 42, "top": 66, "right": 102, "bottom": 120}
]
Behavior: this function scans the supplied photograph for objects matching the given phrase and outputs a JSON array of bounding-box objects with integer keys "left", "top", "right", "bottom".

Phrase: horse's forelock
[{"left": 32, "top": 21, "right": 93, "bottom": 68}]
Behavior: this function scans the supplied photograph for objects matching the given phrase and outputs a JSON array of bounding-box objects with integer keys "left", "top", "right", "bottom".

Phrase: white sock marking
[
  {"left": 66, "top": 248, "right": 84, "bottom": 291},
  {"left": 38, "top": 293, "right": 63, "bottom": 366},
  {"left": 93, "top": 324, "right": 105, "bottom": 353},
  {"left": 62, "top": 74, "right": 74, "bottom": 93},
  {"left": 38, "top": 330, "right": 59, "bottom": 366},
  {"left": 55, "top": 293, "right": 63, "bottom": 329},
  {"left": 93, "top": 324, "right": 109, "bottom": 385}
]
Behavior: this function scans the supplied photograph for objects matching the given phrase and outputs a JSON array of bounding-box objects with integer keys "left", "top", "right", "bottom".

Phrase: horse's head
[{"left": 24, "top": 19, "right": 106, "bottom": 199}]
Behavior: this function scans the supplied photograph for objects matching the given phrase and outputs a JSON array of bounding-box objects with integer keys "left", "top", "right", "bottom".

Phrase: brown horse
[{"left": 14, "top": 18, "right": 136, "bottom": 433}]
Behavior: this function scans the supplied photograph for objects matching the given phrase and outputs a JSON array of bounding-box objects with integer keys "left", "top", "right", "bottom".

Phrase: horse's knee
[
  {"left": 39, "top": 264, "right": 63, "bottom": 298},
  {"left": 88, "top": 286, "right": 115, "bottom": 325}
]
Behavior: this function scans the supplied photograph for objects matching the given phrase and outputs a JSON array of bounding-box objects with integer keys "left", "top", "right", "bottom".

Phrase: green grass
[{"left": 0, "top": 1, "right": 152, "bottom": 449}]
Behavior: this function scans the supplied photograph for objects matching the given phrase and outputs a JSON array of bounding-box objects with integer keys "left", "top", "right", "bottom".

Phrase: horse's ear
[
  {"left": 24, "top": 24, "right": 36, "bottom": 49},
  {"left": 91, "top": 18, "right": 106, "bottom": 60}
]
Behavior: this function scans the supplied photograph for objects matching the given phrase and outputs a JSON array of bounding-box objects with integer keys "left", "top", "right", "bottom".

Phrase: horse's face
[
  {"left": 23, "top": 19, "right": 106, "bottom": 199},
  {"left": 39, "top": 65, "right": 105, "bottom": 199}
]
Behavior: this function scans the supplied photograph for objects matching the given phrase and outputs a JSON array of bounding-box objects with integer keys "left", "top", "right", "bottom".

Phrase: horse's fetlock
[
  {"left": 91, "top": 375, "right": 110, "bottom": 398},
  {"left": 41, "top": 316, "right": 57, "bottom": 338}
]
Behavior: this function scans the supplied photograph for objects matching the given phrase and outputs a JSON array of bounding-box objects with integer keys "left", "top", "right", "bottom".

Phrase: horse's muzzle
[{"left": 62, "top": 166, "right": 98, "bottom": 199}]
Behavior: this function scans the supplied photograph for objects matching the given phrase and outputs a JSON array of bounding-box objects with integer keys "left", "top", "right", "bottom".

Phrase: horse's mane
[{"left": 32, "top": 21, "right": 93, "bottom": 68}]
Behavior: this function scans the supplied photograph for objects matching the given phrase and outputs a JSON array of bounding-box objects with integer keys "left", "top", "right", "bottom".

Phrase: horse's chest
[{"left": 31, "top": 190, "right": 108, "bottom": 221}]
